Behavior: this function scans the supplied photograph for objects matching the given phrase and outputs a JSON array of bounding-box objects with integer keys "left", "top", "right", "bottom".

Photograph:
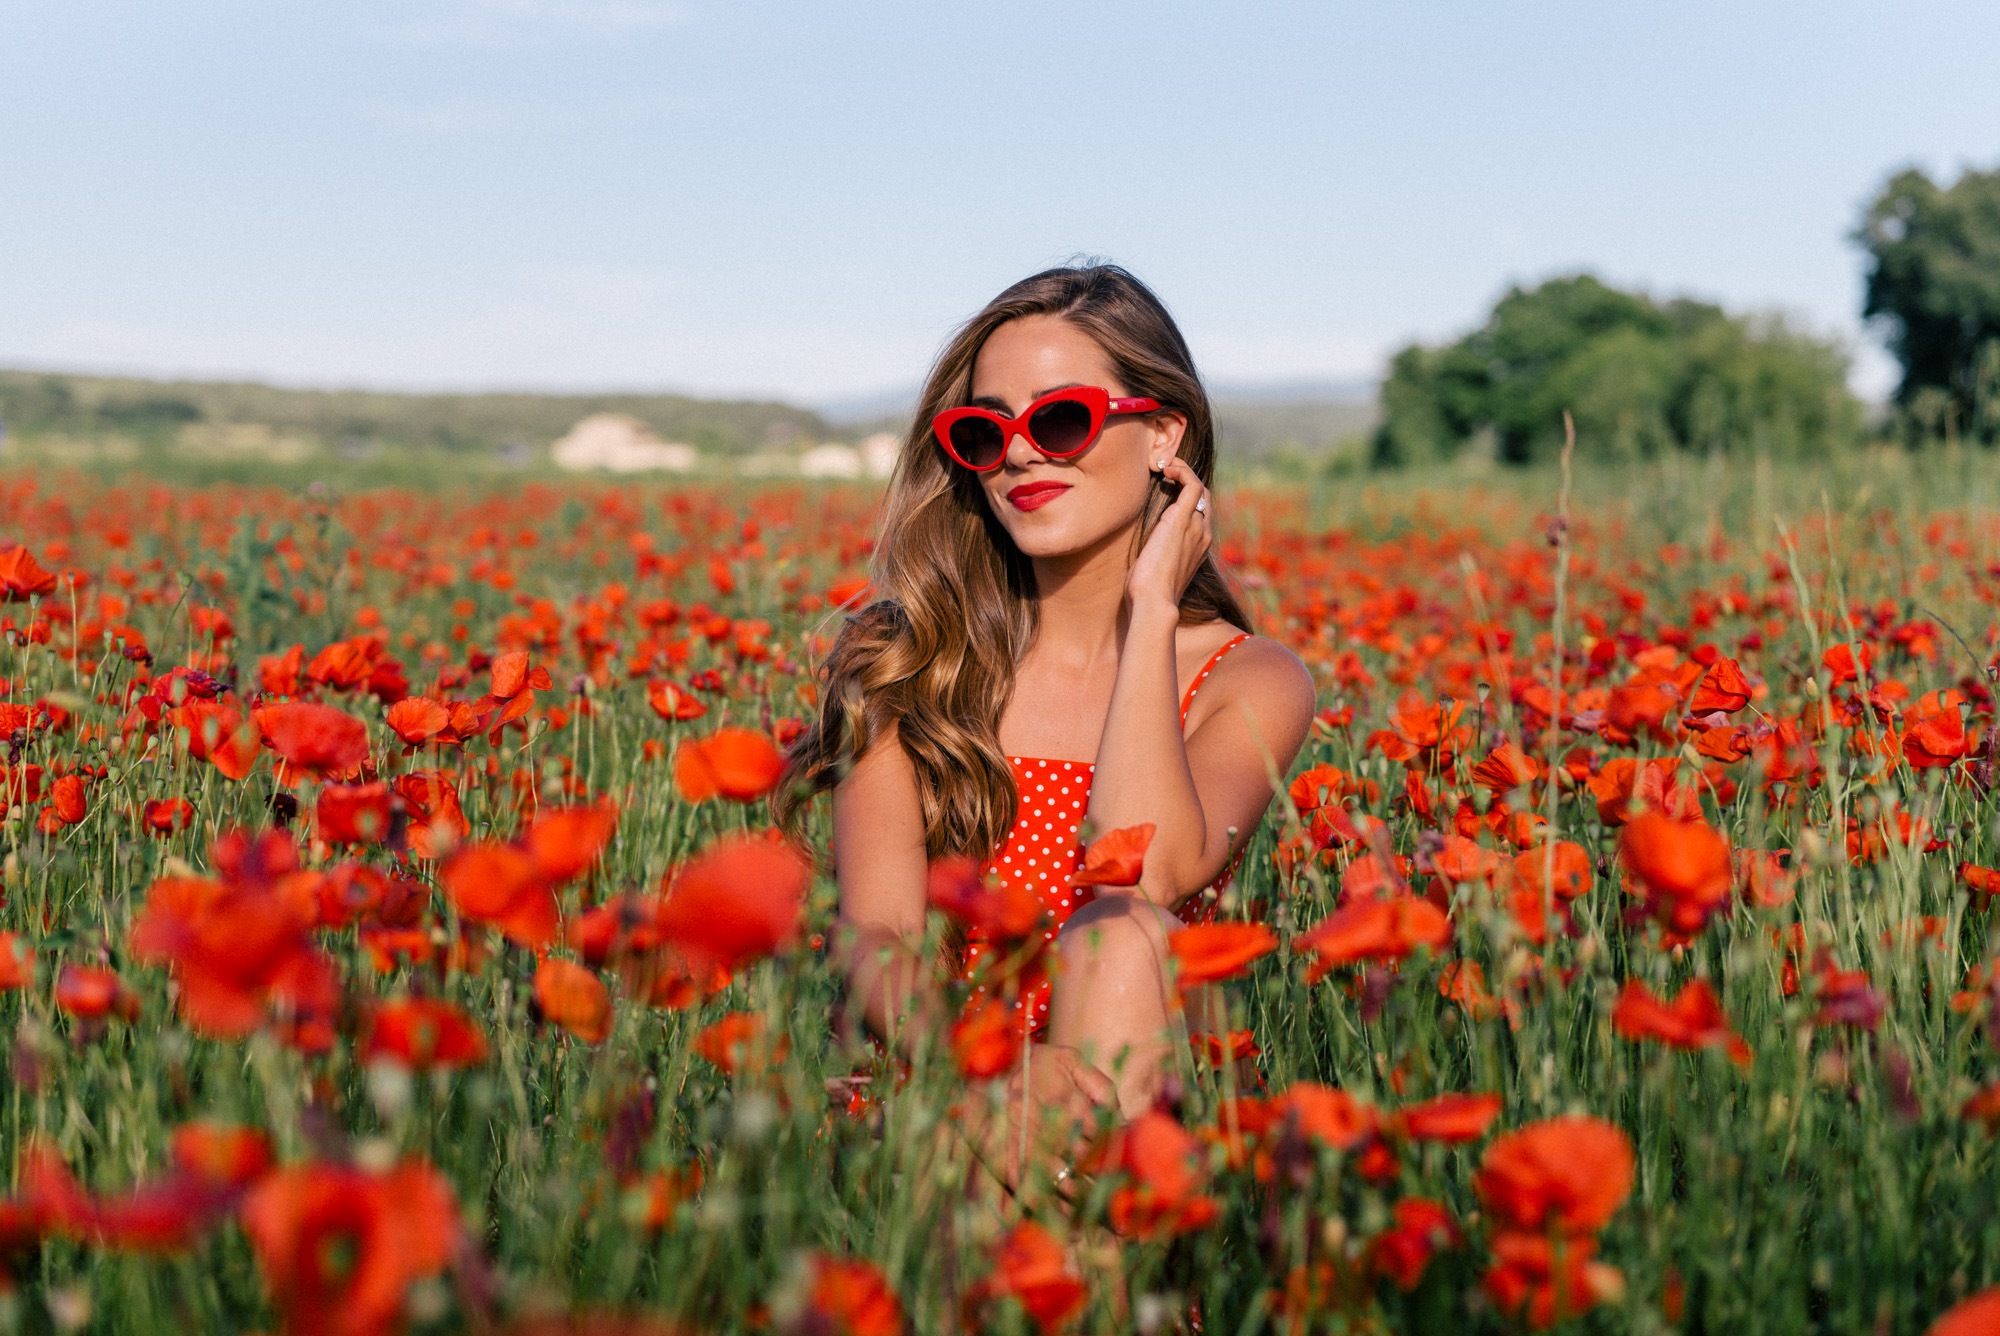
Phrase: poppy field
[{"left": 3, "top": 449, "right": 2000, "bottom": 1335}]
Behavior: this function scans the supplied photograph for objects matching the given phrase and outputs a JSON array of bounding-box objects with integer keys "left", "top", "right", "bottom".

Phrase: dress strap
[{"left": 1180, "top": 632, "right": 1253, "bottom": 727}]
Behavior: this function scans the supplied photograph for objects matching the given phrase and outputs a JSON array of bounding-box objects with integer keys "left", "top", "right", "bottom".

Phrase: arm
[
  {"left": 829, "top": 724, "right": 938, "bottom": 1047},
  {"left": 1087, "top": 460, "right": 1317, "bottom": 907}
]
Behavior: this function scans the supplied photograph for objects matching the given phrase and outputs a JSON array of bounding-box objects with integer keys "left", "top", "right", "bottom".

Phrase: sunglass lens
[
  {"left": 1028, "top": 397, "right": 1096, "bottom": 455},
  {"left": 948, "top": 417, "right": 1006, "bottom": 468}
]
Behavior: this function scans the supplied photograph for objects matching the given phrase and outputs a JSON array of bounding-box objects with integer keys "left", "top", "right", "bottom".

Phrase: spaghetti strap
[{"left": 1180, "top": 632, "right": 1253, "bottom": 726}]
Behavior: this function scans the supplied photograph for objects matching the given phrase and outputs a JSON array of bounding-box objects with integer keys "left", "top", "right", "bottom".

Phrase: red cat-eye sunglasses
[{"left": 931, "top": 386, "right": 1161, "bottom": 471}]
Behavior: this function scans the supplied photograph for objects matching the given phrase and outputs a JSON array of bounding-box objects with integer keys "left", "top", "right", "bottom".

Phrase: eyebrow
[{"left": 966, "top": 382, "right": 1088, "bottom": 413}]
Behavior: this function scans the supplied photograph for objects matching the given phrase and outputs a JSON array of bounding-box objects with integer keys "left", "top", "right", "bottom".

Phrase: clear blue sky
[{"left": 3, "top": 0, "right": 1996, "bottom": 405}]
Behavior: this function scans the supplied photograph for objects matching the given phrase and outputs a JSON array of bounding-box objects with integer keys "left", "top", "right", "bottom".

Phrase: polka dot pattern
[{"left": 961, "top": 633, "right": 1255, "bottom": 1033}]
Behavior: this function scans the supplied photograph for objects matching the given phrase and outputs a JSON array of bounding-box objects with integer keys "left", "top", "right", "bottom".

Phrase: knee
[{"left": 1054, "top": 895, "right": 1174, "bottom": 976}]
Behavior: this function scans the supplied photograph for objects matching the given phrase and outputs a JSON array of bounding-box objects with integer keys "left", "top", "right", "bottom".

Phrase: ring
[
  {"left": 1053, "top": 1165, "right": 1073, "bottom": 1185},
  {"left": 1194, "top": 496, "right": 1208, "bottom": 514}
]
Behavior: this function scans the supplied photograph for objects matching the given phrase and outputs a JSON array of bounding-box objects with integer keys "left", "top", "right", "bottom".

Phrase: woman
[{"left": 780, "top": 265, "right": 1315, "bottom": 1170}]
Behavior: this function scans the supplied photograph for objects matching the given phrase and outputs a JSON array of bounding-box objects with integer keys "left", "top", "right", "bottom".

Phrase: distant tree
[
  {"left": 1856, "top": 164, "right": 2000, "bottom": 440},
  {"left": 1373, "top": 275, "right": 1860, "bottom": 466}
]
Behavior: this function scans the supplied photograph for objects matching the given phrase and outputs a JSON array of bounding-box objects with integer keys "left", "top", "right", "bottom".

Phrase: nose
[{"left": 1001, "top": 419, "right": 1041, "bottom": 470}]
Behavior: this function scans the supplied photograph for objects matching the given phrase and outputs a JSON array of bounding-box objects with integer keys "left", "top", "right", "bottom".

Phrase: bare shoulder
[{"left": 1190, "top": 632, "right": 1317, "bottom": 737}]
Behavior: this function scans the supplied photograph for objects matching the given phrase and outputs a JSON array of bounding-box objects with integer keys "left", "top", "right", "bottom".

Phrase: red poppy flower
[
  {"left": 441, "top": 844, "right": 556, "bottom": 947},
  {"left": 361, "top": 997, "right": 489, "bottom": 1070},
  {"left": 1471, "top": 742, "right": 1541, "bottom": 794},
  {"left": 172, "top": 699, "right": 263, "bottom": 780},
  {"left": 524, "top": 802, "right": 619, "bottom": 883},
  {"left": 1823, "top": 641, "right": 1872, "bottom": 686},
  {"left": 1267, "top": 1082, "right": 1377, "bottom": 1152},
  {"left": 1611, "top": 978, "right": 1751, "bottom": 1065},
  {"left": 41, "top": 773, "right": 88, "bottom": 830},
  {"left": 393, "top": 771, "right": 470, "bottom": 860},
  {"left": 255, "top": 702, "right": 370, "bottom": 781},
  {"left": 653, "top": 834, "right": 808, "bottom": 971},
  {"left": 171, "top": 1122, "right": 275, "bottom": 1190},
  {"left": 0, "top": 545, "right": 58, "bottom": 600},
  {"left": 141, "top": 796, "right": 196, "bottom": 835},
  {"left": 55, "top": 964, "right": 141, "bottom": 1022},
  {"left": 1094, "top": 1109, "right": 1220, "bottom": 1239},
  {"left": 673, "top": 727, "right": 784, "bottom": 803},
  {"left": 1168, "top": 922, "right": 1277, "bottom": 986},
  {"left": 1474, "top": 1115, "right": 1634, "bottom": 1235},
  {"left": 535, "top": 958, "right": 612, "bottom": 1043},
  {"left": 1369, "top": 1197, "right": 1460, "bottom": 1291},
  {"left": 694, "top": 1011, "right": 786, "bottom": 1075},
  {"left": 646, "top": 680, "right": 708, "bottom": 722},
  {"left": 1687, "top": 656, "right": 1752, "bottom": 714},
  {"left": 1483, "top": 1230, "right": 1625, "bottom": 1329},
  {"left": 385, "top": 696, "right": 452, "bottom": 748},
  {"left": 1930, "top": 1287, "right": 2000, "bottom": 1336},
  {"left": 790, "top": 1253, "right": 905, "bottom": 1336},
  {"left": 968, "top": 1220, "right": 1087, "bottom": 1335},
  {"left": 1193, "top": 1028, "right": 1261, "bottom": 1066},
  {"left": 926, "top": 857, "right": 1045, "bottom": 943},
  {"left": 1392, "top": 1092, "right": 1503, "bottom": 1143},
  {"left": 316, "top": 781, "right": 398, "bottom": 845},
  {"left": 1071, "top": 823, "right": 1155, "bottom": 888},
  {"left": 950, "top": 996, "right": 1027, "bottom": 1080},
  {"left": 130, "top": 833, "right": 338, "bottom": 1043},
  {"left": 1510, "top": 840, "right": 1593, "bottom": 902},
  {"left": 0, "top": 934, "right": 34, "bottom": 991},
  {"left": 480, "top": 650, "right": 551, "bottom": 742},
  {"left": 1295, "top": 896, "right": 1450, "bottom": 982},
  {"left": 1619, "top": 811, "right": 1732, "bottom": 936},
  {"left": 239, "top": 1158, "right": 461, "bottom": 1336}
]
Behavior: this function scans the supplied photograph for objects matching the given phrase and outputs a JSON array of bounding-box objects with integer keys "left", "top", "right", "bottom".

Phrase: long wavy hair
[{"left": 775, "top": 264, "right": 1252, "bottom": 860}]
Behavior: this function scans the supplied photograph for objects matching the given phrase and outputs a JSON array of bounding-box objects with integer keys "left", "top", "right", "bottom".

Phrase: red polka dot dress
[{"left": 961, "top": 633, "right": 1253, "bottom": 1032}]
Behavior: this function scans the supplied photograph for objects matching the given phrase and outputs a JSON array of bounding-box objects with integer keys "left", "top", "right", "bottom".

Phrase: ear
[{"left": 1149, "top": 410, "right": 1189, "bottom": 457}]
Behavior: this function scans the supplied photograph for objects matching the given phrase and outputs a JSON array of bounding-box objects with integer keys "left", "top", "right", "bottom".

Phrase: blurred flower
[
  {"left": 1612, "top": 978, "right": 1751, "bottom": 1064},
  {"left": 673, "top": 726, "right": 784, "bottom": 803},
  {"left": 535, "top": 959, "right": 612, "bottom": 1044},
  {"left": 1168, "top": 922, "right": 1277, "bottom": 987},
  {"left": 1070, "top": 823, "right": 1155, "bottom": 888}
]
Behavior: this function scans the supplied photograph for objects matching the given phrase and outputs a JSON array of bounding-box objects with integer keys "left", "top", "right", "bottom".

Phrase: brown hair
[{"left": 775, "top": 264, "right": 1251, "bottom": 859}]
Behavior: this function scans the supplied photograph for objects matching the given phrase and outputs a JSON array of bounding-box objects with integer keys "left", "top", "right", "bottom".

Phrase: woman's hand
[
  {"left": 961, "top": 1042, "right": 1115, "bottom": 1190},
  {"left": 1126, "top": 455, "right": 1211, "bottom": 618}
]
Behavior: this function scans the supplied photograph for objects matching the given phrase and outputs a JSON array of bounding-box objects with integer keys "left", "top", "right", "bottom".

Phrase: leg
[{"left": 1046, "top": 894, "right": 1182, "bottom": 1117}]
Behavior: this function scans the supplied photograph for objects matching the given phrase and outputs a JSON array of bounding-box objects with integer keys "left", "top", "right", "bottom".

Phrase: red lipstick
[{"left": 1006, "top": 481, "right": 1070, "bottom": 512}]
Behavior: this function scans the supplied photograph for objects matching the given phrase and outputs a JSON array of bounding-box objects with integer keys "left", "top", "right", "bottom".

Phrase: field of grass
[{"left": 1, "top": 442, "right": 1998, "bottom": 1334}]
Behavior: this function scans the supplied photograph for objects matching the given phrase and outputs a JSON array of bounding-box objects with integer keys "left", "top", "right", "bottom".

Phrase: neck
[{"left": 1027, "top": 521, "right": 1147, "bottom": 662}]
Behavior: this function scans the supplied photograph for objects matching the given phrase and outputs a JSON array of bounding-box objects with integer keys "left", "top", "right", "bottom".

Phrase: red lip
[{"left": 1006, "top": 481, "right": 1071, "bottom": 512}]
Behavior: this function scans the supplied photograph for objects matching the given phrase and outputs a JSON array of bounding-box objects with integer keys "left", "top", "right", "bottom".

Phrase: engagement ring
[{"left": 1194, "top": 496, "right": 1208, "bottom": 514}]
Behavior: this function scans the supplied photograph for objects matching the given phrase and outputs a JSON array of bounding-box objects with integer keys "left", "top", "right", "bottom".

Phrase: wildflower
[
  {"left": 1193, "top": 1029, "right": 1260, "bottom": 1066},
  {"left": 439, "top": 803, "right": 617, "bottom": 947},
  {"left": 171, "top": 699, "right": 262, "bottom": 780},
  {"left": 1475, "top": 1115, "right": 1634, "bottom": 1235},
  {"left": 316, "top": 781, "right": 398, "bottom": 845},
  {"left": 1471, "top": 742, "right": 1542, "bottom": 794},
  {"left": 673, "top": 726, "right": 785, "bottom": 802},
  {"left": 1295, "top": 896, "right": 1450, "bottom": 982},
  {"left": 361, "top": 997, "right": 489, "bottom": 1070},
  {"left": 927, "top": 857, "right": 1045, "bottom": 943},
  {"left": 0, "top": 934, "right": 33, "bottom": 991},
  {"left": 1823, "top": 642, "right": 1872, "bottom": 686},
  {"left": 967, "top": 1220, "right": 1087, "bottom": 1335},
  {"left": 239, "top": 1158, "right": 461, "bottom": 1336},
  {"left": 1095, "top": 1108, "right": 1220, "bottom": 1239},
  {"left": 1391, "top": 1092, "right": 1503, "bottom": 1143},
  {"left": 535, "top": 959, "right": 612, "bottom": 1044},
  {"left": 1687, "top": 656, "right": 1752, "bottom": 714},
  {"left": 646, "top": 680, "right": 708, "bottom": 721},
  {"left": 0, "top": 545, "right": 57, "bottom": 600},
  {"left": 781, "top": 1253, "right": 904, "bottom": 1336},
  {"left": 142, "top": 797, "right": 197, "bottom": 834},
  {"left": 392, "top": 771, "right": 469, "bottom": 860},
  {"left": 254, "top": 702, "right": 370, "bottom": 781},
  {"left": 694, "top": 1012, "right": 785, "bottom": 1075},
  {"left": 1510, "top": 840, "right": 1593, "bottom": 902},
  {"left": 1612, "top": 978, "right": 1751, "bottom": 1064},
  {"left": 1369, "top": 1197, "right": 1460, "bottom": 1290},
  {"left": 480, "top": 650, "right": 551, "bottom": 743},
  {"left": 951, "top": 996, "right": 1027, "bottom": 1080},
  {"left": 40, "top": 772, "right": 88, "bottom": 831},
  {"left": 1620, "top": 811, "right": 1732, "bottom": 936},
  {"left": 130, "top": 831, "right": 337, "bottom": 1043},
  {"left": 1071, "top": 823, "right": 1155, "bottom": 888},
  {"left": 653, "top": 834, "right": 809, "bottom": 972},
  {"left": 384, "top": 696, "right": 453, "bottom": 749},
  {"left": 1168, "top": 922, "right": 1278, "bottom": 986},
  {"left": 55, "top": 964, "right": 141, "bottom": 1022},
  {"left": 1484, "top": 1230, "right": 1625, "bottom": 1329},
  {"left": 1930, "top": 1287, "right": 2000, "bottom": 1336}
]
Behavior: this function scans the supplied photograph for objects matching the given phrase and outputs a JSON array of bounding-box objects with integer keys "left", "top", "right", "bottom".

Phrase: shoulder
[{"left": 1189, "top": 629, "right": 1316, "bottom": 728}]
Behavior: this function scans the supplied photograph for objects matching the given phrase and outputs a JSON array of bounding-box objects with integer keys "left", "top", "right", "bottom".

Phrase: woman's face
[{"left": 965, "top": 314, "right": 1185, "bottom": 562}]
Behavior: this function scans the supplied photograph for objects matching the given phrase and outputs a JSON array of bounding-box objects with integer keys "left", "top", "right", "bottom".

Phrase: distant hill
[
  {"left": 0, "top": 369, "right": 838, "bottom": 461},
  {"left": 0, "top": 367, "right": 1377, "bottom": 471}
]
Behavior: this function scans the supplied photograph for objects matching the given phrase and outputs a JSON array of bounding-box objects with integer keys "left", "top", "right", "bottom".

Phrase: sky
[{"left": 3, "top": 1, "right": 1997, "bottom": 408}]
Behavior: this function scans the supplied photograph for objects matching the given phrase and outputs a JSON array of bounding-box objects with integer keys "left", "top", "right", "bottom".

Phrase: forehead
[{"left": 969, "top": 316, "right": 1119, "bottom": 398}]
